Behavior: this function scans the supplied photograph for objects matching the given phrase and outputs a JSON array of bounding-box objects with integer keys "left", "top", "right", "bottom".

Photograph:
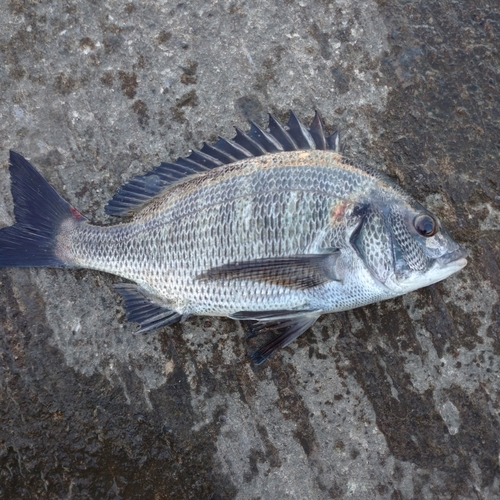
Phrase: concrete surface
[{"left": 0, "top": 0, "right": 498, "bottom": 498}]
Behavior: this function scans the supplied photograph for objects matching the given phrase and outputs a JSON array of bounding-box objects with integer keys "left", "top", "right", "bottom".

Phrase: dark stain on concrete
[
  {"left": 101, "top": 71, "right": 114, "bottom": 87},
  {"left": 103, "top": 30, "right": 124, "bottom": 55},
  {"left": 253, "top": 45, "right": 287, "bottom": 97},
  {"left": 235, "top": 95, "right": 264, "bottom": 123},
  {"left": 79, "top": 37, "right": 95, "bottom": 51},
  {"left": 309, "top": 22, "right": 333, "bottom": 60},
  {"left": 331, "top": 66, "right": 350, "bottom": 94},
  {"left": 157, "top": 30, "right": 172, "bottom": 44},
  {"left": 8, "top": 65, "right": 25, "bottom": 80},
  {"left": 271, "top": 363, "right": 318, "bottom": 456},
  {"left": 54, "top": 72, "right": 79, "bottom": 95},
  {"left": 132, "top": 99, "right": 149, "bottom": 128},
  {"left": 36, "top": 149, "right": 65, "bottom": 168},
  {"left": 171, "top": 89, "right": 199, "bottom": 123},
  {"left": 125, "top": 3, "right": 136, "bottom": 15},
  {"left": 180, "top": 60, "right": 198, "bottom": 85},
  {"left": 176, "top": 89, "right": 199, "bottom": 108},
  {"left": 118, "top": 71, "right": 138, "bottom": 99}
]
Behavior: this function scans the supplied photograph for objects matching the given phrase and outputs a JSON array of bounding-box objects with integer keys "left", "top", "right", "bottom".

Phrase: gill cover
[{"left": 350, "top": 204, "right": 395, "bottom": 284}]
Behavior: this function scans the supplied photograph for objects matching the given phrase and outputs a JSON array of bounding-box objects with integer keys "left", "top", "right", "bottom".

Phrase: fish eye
[{"left": 414, "top": 214, "right": 437, "bottom": 237}]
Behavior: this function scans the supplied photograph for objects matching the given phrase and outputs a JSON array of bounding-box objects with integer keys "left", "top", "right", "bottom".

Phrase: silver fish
[{"left": 0, "top": 111, "right": 466, "bottom": 363}]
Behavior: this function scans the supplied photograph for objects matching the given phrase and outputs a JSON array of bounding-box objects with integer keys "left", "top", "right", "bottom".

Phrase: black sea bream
[{"left": 0, "top": 111, "right": 467, "bottom": 363}]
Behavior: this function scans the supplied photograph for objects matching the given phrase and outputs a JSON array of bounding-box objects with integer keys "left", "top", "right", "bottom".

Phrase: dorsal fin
[
  {"left": 268, "top": 114, "right": 298, "bottom": 151},
  {"left": 286, "top": 110, "right": 316, "bottom": 150},
  {"left": 105, "top": 110, "right": 342, "bottom": 217}
]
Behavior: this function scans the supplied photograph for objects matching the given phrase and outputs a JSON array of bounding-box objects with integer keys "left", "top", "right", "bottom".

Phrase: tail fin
[{"left": 0, "top": 151, "right": 87, "bottom": 267}]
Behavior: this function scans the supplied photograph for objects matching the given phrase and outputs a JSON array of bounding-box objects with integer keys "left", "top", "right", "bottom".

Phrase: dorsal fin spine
[
  {"left": 200, "top": 142, "right": 237, "bottom": 164},
  {"left": 308, "top": 110, "right": 327, "bottom": 150},
  {"left": 187, "top": 150, "right": 224, "bottom": 168},
  {"left": 233, "top": 127, "right": 267, "bottom": 156},
  {"left": 267, "top": 114, "right": 298, "bottom": 151},
  {"left": 213, "top": 136, "right": 253, "bottom": 160},
  {"left": 286, "top": 110, "right": 316, "bottom": 150},
  {"left": 105, "top": 110, "right": 343, "bottom": 217},
  {"left": 247, "top": 122, "right": 283, "bottom": 153}
]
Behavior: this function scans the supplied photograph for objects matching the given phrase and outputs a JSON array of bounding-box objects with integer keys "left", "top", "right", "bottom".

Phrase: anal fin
[
  {"left": 230, "top": 310, "right": 321, "bottom": 364},
  {"left": 115, "top": 283, "right": 181, "bottom": 333}
]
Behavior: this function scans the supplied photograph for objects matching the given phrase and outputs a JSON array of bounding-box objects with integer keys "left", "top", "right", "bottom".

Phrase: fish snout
[{"left": 437, "top": 245, "right": 468, "bottom": 268}]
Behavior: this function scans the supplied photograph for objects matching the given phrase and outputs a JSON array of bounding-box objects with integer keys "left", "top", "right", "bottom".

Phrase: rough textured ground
[{"left": 0, "top": 0, "right": 498, "bottom": 498}]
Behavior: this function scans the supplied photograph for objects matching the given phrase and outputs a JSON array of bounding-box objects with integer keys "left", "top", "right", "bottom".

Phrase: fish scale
[
  {"left": 0, "top": 111, "right": 467, "bottom": 363},
  {"left": 67, "top": 158, "right": 358, "bottom": 292}
]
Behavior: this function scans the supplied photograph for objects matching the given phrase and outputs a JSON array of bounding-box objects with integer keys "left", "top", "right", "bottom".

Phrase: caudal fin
[{"left": 0, "top": 151, "right": 87, "bottom": 267}]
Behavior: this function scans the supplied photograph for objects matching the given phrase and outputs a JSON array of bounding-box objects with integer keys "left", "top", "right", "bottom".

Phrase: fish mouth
[
  {"left": 391, "top": 245, "right": 467, "bottom": 293},
  {"left": 437, "top": 246, "right": 468, "bottom": 268}
]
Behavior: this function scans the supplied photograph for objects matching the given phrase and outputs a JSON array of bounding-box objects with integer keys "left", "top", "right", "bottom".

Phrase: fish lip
[{"left": 437, "top": 246, "right": 468, "bottom": 267}]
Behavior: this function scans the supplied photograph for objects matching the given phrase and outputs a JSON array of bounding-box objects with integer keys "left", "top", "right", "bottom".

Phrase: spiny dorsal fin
[{"left": 105, "top": 110, "right": 342, "bottom": 217}]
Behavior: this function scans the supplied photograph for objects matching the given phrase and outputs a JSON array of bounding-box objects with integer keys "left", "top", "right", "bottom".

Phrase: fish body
[{"left": 0, "top": 112, "right": 466, "bottom": 363}]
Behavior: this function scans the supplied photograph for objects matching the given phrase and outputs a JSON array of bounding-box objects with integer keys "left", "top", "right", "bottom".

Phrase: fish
[{"left": 0, "top": 111, "right": 467, "bottom": 364}]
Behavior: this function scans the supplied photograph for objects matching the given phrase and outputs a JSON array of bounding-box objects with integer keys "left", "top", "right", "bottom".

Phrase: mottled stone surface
[{"left": 0, "top": 0, "right": 498, "bottom": 498}]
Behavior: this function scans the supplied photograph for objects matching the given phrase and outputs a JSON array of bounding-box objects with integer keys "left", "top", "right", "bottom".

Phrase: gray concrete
[{"left": 0, "top": 0, "right": 498, "bottom": 498}]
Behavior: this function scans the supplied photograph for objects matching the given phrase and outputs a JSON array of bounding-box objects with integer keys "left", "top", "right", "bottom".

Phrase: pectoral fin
[
  {"left": 115, "top": 283, "right": 181, "bottom": 333},
  {"left": 197, "top": 252, "right": 341, "bottom": 290},
  {"left": 230, "top": 309, "right": 322, "bottom": 364}
]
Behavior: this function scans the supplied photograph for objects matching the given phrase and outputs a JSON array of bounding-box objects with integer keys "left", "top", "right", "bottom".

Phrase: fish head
[{"left": 350, "top": 197, "right": 467, "bottom": 295}]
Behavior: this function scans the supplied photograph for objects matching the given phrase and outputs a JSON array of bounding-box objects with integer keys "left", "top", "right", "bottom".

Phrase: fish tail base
[{"left": 0, "top": 151, "right": 88, "bottom": 268}]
